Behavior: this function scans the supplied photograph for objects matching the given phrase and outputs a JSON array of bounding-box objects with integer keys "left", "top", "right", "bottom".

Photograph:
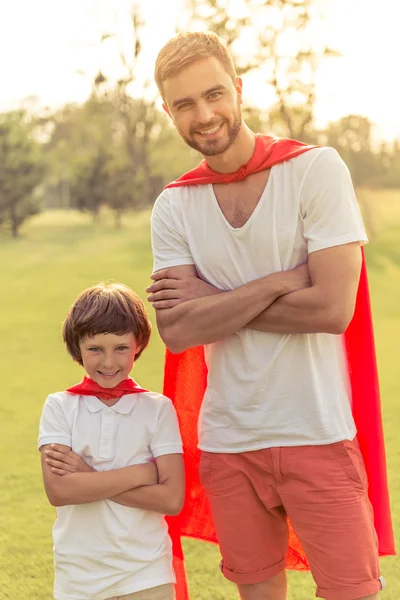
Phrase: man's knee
[{"left": 238, "top": 569, "right": 287, "bottom": 600}]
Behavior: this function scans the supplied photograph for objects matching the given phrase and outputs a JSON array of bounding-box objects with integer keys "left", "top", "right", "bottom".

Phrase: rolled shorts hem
[
  {"left": 220, "top": 557, "right": 286, "bottom": 585},
  {"left": 316, "top": 576, "right": 384, "bottom": 600}
]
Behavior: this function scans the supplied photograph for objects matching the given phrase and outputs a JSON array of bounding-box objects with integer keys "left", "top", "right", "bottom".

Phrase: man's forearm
[
  {"left": 158, "top": 272, "right": 293, "bottom": 353},
  {"left": 50, "top": 464, "right": 154, "bottom": 507},
  {"left": 110, "top": 482, "right": 183, "bottom": 516},
  {"left": 247, "top": 286, "right": 349, "bottom": 334}
]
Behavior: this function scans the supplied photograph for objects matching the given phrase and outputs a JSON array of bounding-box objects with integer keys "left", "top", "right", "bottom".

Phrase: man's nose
[{"left": 195, "top": 100, "right": 215, "bottom": 125}]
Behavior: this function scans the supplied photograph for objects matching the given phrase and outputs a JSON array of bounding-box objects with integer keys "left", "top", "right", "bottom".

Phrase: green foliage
[
  {"left": 184, "top": 0, "right": 340, "bottom": 140},
  {"left": 0, "top": 204, "right": 398, "bottom": 598},
  {"left": 322, "top": 115, "right": 378, "bottom": 186},
  {"left": 0, "top": 110, "right": 44, "bottom": 237},
  {"left": 1, "top": 0, "right": 399, "bottom": 238}
]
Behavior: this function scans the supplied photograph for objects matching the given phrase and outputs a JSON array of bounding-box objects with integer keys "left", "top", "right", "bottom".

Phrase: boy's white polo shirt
[{"left": 38, "top": 390, "right": 183, "bottom": 600}]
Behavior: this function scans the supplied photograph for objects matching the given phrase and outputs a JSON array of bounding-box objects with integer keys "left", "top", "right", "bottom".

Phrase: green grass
[{"left": 0, "top": 196, "right": 399, "bottom": 599}]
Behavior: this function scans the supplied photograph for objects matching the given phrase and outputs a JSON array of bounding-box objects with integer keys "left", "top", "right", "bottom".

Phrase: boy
[{"left": 38, "top": 282, "right": 184, "bottom": 600}]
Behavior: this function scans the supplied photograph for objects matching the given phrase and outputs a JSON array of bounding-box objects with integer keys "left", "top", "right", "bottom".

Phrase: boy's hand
[{"left": 44, "top": 445, "right": 94, "bottom": 476}]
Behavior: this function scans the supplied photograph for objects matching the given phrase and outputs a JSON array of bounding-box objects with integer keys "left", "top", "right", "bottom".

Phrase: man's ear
[
  {"left": 235, "top": 77, "right": 243, "bottom": 104},
  {"left": 162, "top": 103, "right": 172, "bottom": 119}
]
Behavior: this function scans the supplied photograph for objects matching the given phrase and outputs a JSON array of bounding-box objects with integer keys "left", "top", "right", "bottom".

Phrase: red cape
[
  {"left": 66, "top": 375, "right": 147, "bottom": 399},
  {"left": 164, "top": 135, "right": 395, "bottom": 599}
]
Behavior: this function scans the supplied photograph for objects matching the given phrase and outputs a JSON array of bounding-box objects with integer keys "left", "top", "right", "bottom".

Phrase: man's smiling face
[{"left": 162, "top": 56, "right": 243, "bottom": 157}]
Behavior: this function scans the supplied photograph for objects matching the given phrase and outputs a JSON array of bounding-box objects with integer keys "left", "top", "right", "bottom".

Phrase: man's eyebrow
[{"left": 171, "top": 85, "right": 226, "bottom": 108}]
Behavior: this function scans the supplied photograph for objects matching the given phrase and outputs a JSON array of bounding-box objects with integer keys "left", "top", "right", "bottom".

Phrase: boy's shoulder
[
  {"left": 44, "top": 391, "right": 78, "bottom": 406},
  {"left": 41, "top": 391, "right": 80, "bottom": 418},
  {"left": 137, "top": 390, "right": 176, "bottom": 411},
  {"left": 42, "top": 389, "right": 176, "bottom": 416},
  {"left": 133, "top": 391, "right": 178, "bottom": 428}
]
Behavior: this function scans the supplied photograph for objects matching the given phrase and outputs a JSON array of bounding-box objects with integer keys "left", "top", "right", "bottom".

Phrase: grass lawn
[{"left": 0, "top": 193, "right": 398, "bottom": 599}]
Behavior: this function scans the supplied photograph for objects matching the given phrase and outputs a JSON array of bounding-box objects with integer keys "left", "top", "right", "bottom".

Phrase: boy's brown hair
[
  {"left": 63, "top": 283, "right": 152, "bottom": 365},
  {"left": 154, "top": 31, "right": 237, "bottom": 99}
]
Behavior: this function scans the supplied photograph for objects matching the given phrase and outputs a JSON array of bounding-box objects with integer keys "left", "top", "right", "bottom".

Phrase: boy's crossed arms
[{"left": 41, "top": 443, "right": 184, "bottom": 515}]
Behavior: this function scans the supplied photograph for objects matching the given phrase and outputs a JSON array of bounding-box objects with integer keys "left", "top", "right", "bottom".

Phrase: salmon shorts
[{"left": 199, "top": 438, "right": 384, "bottom": 600}]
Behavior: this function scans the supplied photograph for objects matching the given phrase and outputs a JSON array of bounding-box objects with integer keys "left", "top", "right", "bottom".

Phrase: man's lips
[{"left": 194, "top": 122, "right": 224, "bottom": 137}]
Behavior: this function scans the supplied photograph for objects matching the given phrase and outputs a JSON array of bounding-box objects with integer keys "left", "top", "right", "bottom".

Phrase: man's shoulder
[
  {"left": 288, "top": 145, "right": 338, "bottom": 170},
  {"left": 154, "top": 183, "right": 208, "bottom": 207},
  {"left": 277, "top": 146, "right": 343, "bottom": 190}
]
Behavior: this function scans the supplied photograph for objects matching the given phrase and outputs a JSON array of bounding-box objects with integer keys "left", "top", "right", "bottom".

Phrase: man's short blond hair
[{"left": 155, "top": 32, "right": 237, "bottom": 99}]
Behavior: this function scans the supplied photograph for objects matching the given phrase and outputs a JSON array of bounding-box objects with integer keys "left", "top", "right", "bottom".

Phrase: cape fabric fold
[
  {"left": 165, "top": 134, "right": 316, "bottom": 187},
  {"left": 162, "top": 135, "right": 395, "bottom": 599},
  {"left": 66, "top": 375, "right": 147, "bottom": 399}
]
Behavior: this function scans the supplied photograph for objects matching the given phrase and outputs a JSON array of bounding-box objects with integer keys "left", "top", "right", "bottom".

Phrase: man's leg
[
  {"left": 199, "top": 450, "right": 289, "bottom": 600},
  {"left": 238, "top": 570, "right": 287, "bottom": 600},
  {"left": 280, "top": 440, "right": 383, "bottom": 600}
]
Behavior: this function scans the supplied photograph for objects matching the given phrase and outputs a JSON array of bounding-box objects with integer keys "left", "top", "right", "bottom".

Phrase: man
[{"left": 147, "top": 31, "right": 393, "bottom": 600}]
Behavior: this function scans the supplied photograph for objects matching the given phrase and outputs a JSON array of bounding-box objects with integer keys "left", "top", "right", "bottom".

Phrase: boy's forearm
[
  {"left": 51, "top": 464, "right": 154, "bottom": 506},
  {"left": 158, "top": 272, "right": 293, "bottom": 353},
  {"left": 110, "top": 482, "right": 183, "bottom": 516}
]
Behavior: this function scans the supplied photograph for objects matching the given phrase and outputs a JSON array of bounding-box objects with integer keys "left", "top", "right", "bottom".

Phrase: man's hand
[
  {"left": 44, "top": 445, "right": 94, "bottom": 476},
  {"left": 280, "top": 262, "right": 311, "bottom": 293},
  {"left": 147, "top": 268, "right": 221, "bottom": 309}
]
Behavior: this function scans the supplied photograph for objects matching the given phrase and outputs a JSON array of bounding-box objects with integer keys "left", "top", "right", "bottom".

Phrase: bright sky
[{"left": 0, "top": 0, "right": 398, "bottom": 140}]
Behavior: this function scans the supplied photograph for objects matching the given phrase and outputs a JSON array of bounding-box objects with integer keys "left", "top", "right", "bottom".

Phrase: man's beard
[{"left": 182, "top": 104, "right": 242, "bottom": 156}]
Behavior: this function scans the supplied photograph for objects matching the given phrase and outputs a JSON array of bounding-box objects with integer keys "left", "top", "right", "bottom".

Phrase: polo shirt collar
[{"left": 83, "top": 394, "right": 138, "bottom": 414}]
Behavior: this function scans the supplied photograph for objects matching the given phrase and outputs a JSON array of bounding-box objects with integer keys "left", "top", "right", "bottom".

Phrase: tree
[
  {"left": 184, "top": 0, "right": 339, "bottom": 141},
  {"left": 71, "top": 146, "right": 111, "bottom": 221},
  {"left": 376, "top": 139, "right": 400, "bottom": 189},
  {"left": 321, "top": 114, "right": 380, "bottom": 239},
  {"left": 0, "top": 110, "right": 43, "bottom": 237},
  {"left": 322, "top": 115, "right": 378, "bottom": 187},
  {"left": 43, "top": 6, "right": 169, "bottom": 225}
]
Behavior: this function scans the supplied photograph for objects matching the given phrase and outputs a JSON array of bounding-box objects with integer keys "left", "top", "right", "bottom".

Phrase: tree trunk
[
  {"left": 114, "top": 209, "right": 123, "bottom": 229},
  {"left": 10, "top": 204, "right": 19, "bottom": 238}
]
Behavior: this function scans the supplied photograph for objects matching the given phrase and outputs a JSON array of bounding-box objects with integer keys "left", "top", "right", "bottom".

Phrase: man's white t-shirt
[
  {"left": 151, "top": 147, "right": 368, "bottom": 453},
  {"left": 38, "top": 391, "right": 183, "bottom": 600}
]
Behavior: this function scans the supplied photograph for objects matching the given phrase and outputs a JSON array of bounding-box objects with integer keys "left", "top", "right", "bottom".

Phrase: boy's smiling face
[{"left": 79, "top": 332, "right": 138, "bottom": 388}]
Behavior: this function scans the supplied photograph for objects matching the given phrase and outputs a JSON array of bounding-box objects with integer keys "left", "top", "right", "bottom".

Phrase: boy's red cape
[
  {"left": 163, "top": 135, "right": 395, "bottom": 599},
  {"left": 66, "top": 375, "right": 147, "bottom": 399}
]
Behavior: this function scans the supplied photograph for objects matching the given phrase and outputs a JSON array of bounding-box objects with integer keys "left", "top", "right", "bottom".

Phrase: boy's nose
[{"left": 102, "top": 355, "right": 115, "bottom": 370}]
